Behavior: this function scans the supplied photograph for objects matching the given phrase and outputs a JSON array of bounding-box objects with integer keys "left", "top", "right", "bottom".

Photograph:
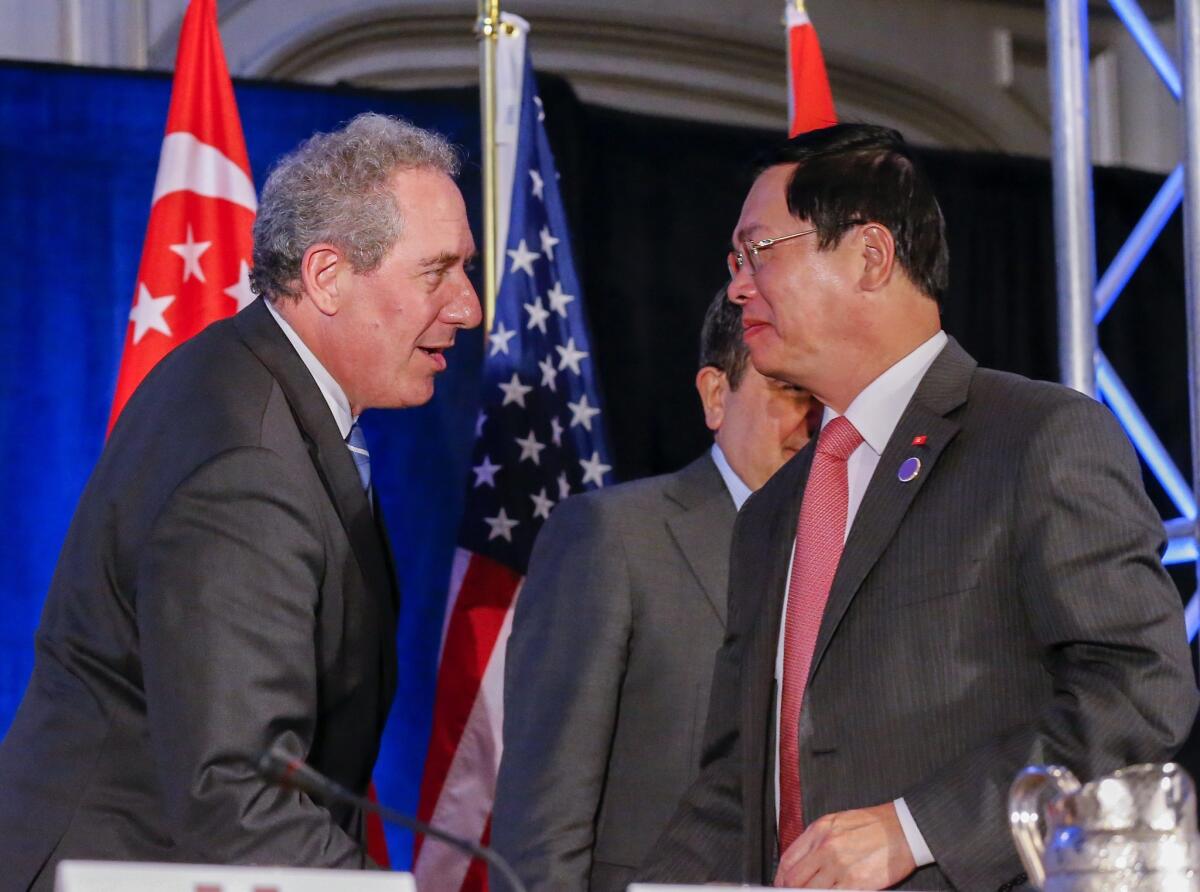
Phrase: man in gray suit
[
  {"left": 493, "top": 289, "right": 817, "bottom": 891},
  {"left": 0, "top": 114, "right": 480, "bottom": 887},
  {"left": 641, "top": 123, "right": 1199, "bottom": 890}
]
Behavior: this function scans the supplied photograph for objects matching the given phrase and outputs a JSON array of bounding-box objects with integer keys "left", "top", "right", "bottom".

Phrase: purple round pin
[{"left": 898, "top": 456, "right": 921, "bottom": 483}]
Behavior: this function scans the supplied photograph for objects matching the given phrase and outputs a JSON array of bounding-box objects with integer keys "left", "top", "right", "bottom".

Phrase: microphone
[{"left": 257, "top": 742, "right": 527, "bottom": 892}]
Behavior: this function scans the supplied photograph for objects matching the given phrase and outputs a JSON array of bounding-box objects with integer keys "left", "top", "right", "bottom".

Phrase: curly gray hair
[{"left": 250, "top": 112, "right": 461, "bottom": 302}]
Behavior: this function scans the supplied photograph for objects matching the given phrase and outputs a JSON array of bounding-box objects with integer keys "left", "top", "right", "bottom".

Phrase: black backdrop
[{"left": 531, "top": 74, "right": 1199, "bottom": 765}]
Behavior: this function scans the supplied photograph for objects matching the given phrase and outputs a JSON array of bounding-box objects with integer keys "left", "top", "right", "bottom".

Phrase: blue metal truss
[{"left": 1091, "top": 0, "right": 1197, "bottom": 639}]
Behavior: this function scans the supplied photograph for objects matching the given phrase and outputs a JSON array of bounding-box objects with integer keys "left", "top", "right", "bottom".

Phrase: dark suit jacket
[
  {"left": 0, "top": 298, "right": 398, "bottom": 889},
  {"left": 641, "top": 339, "right": 1199, "bottom": 890},
  {"left": 493, "top": 454, "right": 736, "bottom": 892}
]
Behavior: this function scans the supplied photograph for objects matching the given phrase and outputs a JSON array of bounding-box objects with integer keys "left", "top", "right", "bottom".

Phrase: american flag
[{"left": 413, "top": 42, "right": 613, "bottom": 892}]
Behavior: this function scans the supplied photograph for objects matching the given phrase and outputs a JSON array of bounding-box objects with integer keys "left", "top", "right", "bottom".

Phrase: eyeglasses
[
  {"left": 727, "top": 221, "right": 864, "bottom": 278},
  {"left": 727, "top": 228, "right": 818, "bottom": 278}
]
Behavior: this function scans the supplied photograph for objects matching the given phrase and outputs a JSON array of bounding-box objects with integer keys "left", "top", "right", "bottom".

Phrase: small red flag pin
[{"left": 911, "top": 435, "right": 927, "bottom": 446}]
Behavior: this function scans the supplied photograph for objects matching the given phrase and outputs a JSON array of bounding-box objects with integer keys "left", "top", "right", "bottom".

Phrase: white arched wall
[{"left": 0, "top": 0, "right": 1181, "bottom": 171}]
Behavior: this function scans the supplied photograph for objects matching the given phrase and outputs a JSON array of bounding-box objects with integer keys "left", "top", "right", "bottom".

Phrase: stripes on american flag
[{"left": 413, "top": 43, "right": 613, "bottom": 892}]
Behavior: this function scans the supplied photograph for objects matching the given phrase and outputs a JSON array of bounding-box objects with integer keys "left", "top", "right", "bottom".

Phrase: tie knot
[{"left": 817, "top": 415, "right": 863, "bottom": 461}]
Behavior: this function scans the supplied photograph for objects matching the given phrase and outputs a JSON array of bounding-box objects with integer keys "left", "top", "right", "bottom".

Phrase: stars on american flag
[
  {"left": 459, "top": 102, "right": 612, "bottom": 570},
  {"left": 499, "top": 373, "right": 534, "bottom": 408},
  {"left": 507, "top": 239, "right": 539, "bottom": 276},
  {"left": 556, "top": 339, "right": 588, "bottom": 375}
]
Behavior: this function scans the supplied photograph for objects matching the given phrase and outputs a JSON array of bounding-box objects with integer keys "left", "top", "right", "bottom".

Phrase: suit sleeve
[
  {"left": 136, "top": 446, "right": 368, "bottom": 867},
  {"left": 904, "top": 396, "right": 1200, "bottom": 890},
  {"left": 636, "top": 508, "right": 753, "bottom": 884},
  {"left": 492, "top": 494, "right": 632, "bottom": 890}
]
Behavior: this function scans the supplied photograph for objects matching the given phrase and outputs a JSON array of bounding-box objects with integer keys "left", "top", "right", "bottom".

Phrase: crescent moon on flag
[{"left": 151, "top": 131, "right": 257, "bottom": 212}]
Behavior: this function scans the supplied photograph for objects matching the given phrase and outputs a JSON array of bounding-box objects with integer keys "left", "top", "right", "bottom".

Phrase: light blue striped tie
[{"left": 346, "top": 421, "right": 372, "bottom": 498}]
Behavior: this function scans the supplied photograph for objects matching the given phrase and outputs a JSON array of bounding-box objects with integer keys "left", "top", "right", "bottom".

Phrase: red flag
[
  {"left": 107, "top": 0, "right": 255, "bottom": 431},
  {"left": 785, "top": 1, "right": 836, "bottom": 137}
]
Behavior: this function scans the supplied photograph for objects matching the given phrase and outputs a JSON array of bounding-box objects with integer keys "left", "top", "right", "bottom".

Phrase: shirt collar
[
  {"left": 710, "top": 442, "right": 754, "bottom": 511},
  {"left": 821, "top": 330, "right": 948, "bottom": 455},
  {"left": 265, "top": 299, "right": 356, "bottom": 439}
]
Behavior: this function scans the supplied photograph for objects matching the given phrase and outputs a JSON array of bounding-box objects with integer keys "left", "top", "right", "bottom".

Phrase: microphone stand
[{"left": 258, "top": 745, "right": 527, "bottom": 892}]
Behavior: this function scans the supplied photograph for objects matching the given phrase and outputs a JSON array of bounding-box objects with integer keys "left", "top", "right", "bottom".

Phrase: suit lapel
[
  {"left": 233, "top": 300, "right": 397, "bottom": 628},
  {"left": 664, "top": 454, "right": 737, "bottom": 625},
  {"left": 807, "top": 338, "right": 975, "bottom": 683}
]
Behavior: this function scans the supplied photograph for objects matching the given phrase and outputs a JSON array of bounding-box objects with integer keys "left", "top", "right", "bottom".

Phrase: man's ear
[
  {"left": 695, "top": 366, "right": 729, "bottom": 433},
  {"left": 858, "top": 223, "right": 896, "bottom": 293},
  {"left": 299, "top": 244, "right": 344, "bottom": 316}
]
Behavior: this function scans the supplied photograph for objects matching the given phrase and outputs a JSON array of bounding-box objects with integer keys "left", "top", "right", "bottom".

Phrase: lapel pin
[
  {"left": 898, "top": 456, "right": 921, "bottom": 483},
  {"left": 911, "top": 434, "right": 927, "bottom": 446}
]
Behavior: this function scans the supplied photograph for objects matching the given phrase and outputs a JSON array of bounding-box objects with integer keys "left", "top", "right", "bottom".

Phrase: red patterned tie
[{"left": 778, "top": 415, "right": 863, "bottom": 850}]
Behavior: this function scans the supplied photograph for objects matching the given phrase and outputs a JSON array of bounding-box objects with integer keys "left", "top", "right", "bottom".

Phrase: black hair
[
  {"left": 755, "top": 123, "right": 949, "bottom": 301},
  {"left": 699, "top": 286, "right": 750, "bottom": 389}
]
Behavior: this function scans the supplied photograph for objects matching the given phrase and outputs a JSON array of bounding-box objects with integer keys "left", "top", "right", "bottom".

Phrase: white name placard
[
  {"left": 56, "top": 861, "right": 414, "bottom": 892},
  {"left": 629, "top": 885, "right": 863, "bottom": 891}
]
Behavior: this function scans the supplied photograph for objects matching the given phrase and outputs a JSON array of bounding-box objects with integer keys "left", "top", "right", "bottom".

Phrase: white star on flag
[
  {"left": 547, "top": 282, "right": 574, "bottom": 318},
  {"left": 558, "top": 471, "right": 571, "bottom": 499},
  {"left": 223, "top": 259, "right": 255, "bottom": 311},
  {"left": 128, "top": 283, "right": 175, "bottom": 345},
  {"left": 475, "top": 410, "right": 487, "bottom": 437},
  {"left": 472, "top": 455, "right": 502, "bottom": 488},
  {"left": 499, "top": 372, "right": 534, "bottom": 408},
  {"left": 539, "top": 225, "right": 559, "bottom": 261},
  {"left": 534, "top": 94, "right": 546, "bottom": 121},
  {"left": 556, "top": 338, "right": 589, "bottom": 375},
  {"left": 524, "top": 296, "right": 550, "bottom": 334},
  {"left": 529, "top": 168, "right": 544, "bottom": 200},
  {"left": 530, "top": 488, "right": 555, "bottom": 520},
  {"left": 580, "top": 451, "right": 612, "bottom": 487},
  {"left": 538, "top": 356, "right": 558, "bottom": 392},
  {"left": 484, "top": 507, "right": 519, "bottom": 542},
  {"left": 489, "top": 320, "right": 517, "bottom": 356},
  {"left": 515, "top": 430, "right": 547, "bottom": 465},
  {"left": 550, "top": 416, "right": 564, "bottom": 446},
  {"left": 507, "top": 239, "right": 540, "bottom": 277},
  {"left": 568, "top": 394, "right": 602, "bottom": 431},
  {"left": 168, "top": 225, "right": 212, "bottom": 283}
]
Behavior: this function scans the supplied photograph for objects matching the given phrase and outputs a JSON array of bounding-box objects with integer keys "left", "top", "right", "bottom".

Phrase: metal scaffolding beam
[{"left": 1050, "top": 0, "right": 1200, "bottom": 639}]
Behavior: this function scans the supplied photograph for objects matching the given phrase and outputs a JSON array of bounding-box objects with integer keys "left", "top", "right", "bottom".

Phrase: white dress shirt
[
  {"left": 773, "top": 330, "right": 948, "bottom": 867},
  {"left": 265, "top": 299, "right": 356, "bottom": 438},
  {"left": 710, "top": 442, "right": 753, "bottom": 511}
]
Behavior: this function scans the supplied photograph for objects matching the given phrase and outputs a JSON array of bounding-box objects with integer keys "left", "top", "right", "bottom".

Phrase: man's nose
[
  {"left": 727, "top": 266, "right": 755, "bottom": 305},
  {"left": 445, "top": 278, "right": 483, "bottom": 329}
]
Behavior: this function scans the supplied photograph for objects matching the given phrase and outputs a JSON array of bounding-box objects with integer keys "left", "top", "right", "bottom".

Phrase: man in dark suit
[
  {"left": 641, "top": 123, "right": 1199, "bottom": 890},
  {"left": 492, "top": 290, "right": 817, "bottom": 891},
  {"left": 0, "top": 113, "right": 480, "bottom": 888}
]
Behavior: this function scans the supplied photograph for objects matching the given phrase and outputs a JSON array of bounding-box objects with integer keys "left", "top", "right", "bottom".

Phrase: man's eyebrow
[
  {"left": 418, "top": 251, "right": 462, "bottom": 269},
  {"left": 733, "top": 224, "right": 765, "bottom": 245}
]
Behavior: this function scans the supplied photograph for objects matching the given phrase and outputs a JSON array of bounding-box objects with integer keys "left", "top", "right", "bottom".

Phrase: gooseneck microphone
[{"left": 257, "top": 743, "right": 527, "bottom": 892}]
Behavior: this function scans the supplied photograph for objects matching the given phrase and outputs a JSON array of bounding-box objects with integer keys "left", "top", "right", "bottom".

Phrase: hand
[{"left": 773, "top": 802, "right": 916, "bottom": 889}]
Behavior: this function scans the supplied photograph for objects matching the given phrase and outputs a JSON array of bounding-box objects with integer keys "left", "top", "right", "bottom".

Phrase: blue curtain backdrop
[{"left": 0, "top": 61, "right": 484, "bottom": 864}]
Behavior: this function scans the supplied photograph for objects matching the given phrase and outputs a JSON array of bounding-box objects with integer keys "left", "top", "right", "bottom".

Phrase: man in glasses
[
  {"left": 494, "top": 288, "right": 817, "bottom": 892},
  {"left": 640, "top": 123, "right": 1197, "bottom": 890}
]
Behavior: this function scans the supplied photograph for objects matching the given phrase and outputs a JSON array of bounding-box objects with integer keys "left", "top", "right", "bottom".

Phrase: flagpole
[{"left": 477, "top": 0, "right": 502, "bottom": 334}]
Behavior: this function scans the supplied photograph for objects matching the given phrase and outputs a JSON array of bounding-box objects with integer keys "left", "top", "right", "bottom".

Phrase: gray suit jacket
[
  {"left": 493, "top": 454, "right": 736, "bottom": 892},
  {"left": 641, "top": 339, "right": 1199, "bottom": 890},
  {"left": 0, "top": 298, "right": 397, "bottom": 889}
]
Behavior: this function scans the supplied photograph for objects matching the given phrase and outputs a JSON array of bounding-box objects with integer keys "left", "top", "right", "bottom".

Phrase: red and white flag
[
  {"left": 107, "top": 0, "right": 255, "bottom": 431},
  {"left": 785, "top": 0, "right": 836, "bottom": 137}
]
